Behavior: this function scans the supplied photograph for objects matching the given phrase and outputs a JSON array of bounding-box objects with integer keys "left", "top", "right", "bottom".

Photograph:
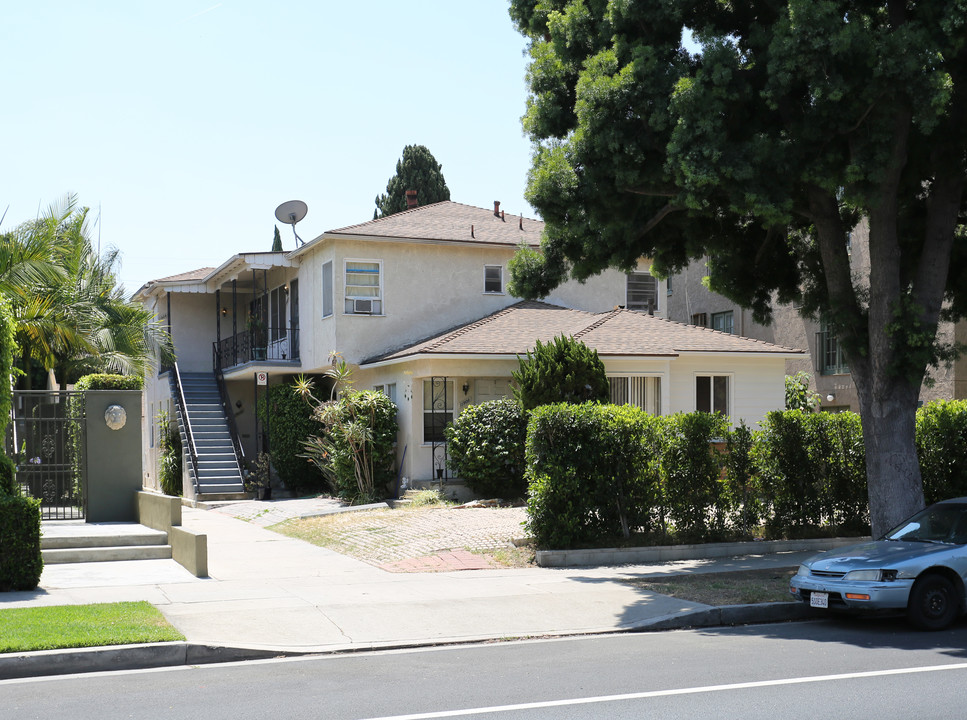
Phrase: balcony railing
[{"left": 214, "top": 327, "right": 300, "bottom": 371}]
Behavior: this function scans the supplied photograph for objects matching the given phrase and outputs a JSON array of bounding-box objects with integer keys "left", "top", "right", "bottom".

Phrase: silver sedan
[{"left": 789, "top": 498, "right": 967, "bottom": 630}]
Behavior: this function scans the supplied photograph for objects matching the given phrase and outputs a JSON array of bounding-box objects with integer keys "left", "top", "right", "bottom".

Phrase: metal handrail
[
  {"left": 170, "top": 362, "right": 200, "bottom": 495},
  {"left": 213, "top": 359, "right": 246, "bottom": 470},
  {"left": 214, "top": 326, "right": 300, "bottom": 370}
]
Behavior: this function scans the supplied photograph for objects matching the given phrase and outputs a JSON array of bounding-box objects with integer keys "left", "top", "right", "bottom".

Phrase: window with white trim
[
  {"left": 345, "top": 259, "right": 382, "bottom": 315},
  {"left": 712, "top": 310, "right": 734, "bottom": 334},
  {"left": 423, "top": 379, "right": 454, "bottom": 443},
  {"left": 696, "top": 375, "right": 730, "bottom": 416},
  {"left": 484, "top": 265, "right": 503, "bottom": 293},
  {"left": 626, "top": 271, "right": 658, "bottom": 312},
  {"left": 609, "top": 376, "right": 661, "bottom": 415},
  {"left": 374, "top": 383, "right": 397, "bottom": 404}
]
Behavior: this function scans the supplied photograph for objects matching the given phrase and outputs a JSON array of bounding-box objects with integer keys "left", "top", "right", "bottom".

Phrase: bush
[
  {"left": 258, "top": 382, "right": 326, "bottom": 494},
  {"left": 917, "top": 400, "right": 967, "bottom": 504},
  {"left": 0, "top": 494, "right": 43, "bottom": 591},
  {"left": 0, "top": 454, "right": 14, "bottom": 496},
  {"left": 513, "top": 335, "right": 609, "bottom": 412},
  {"left": 446, "top": 398, "right": 528, "bottom": 499},
  {"left": 157, "top": 409, "right": 183, "bottom": 497},
  {"left": 303, "top": 390, "right": 398, "bottom": 504},
  {"left": 74, "top": 374, "right": 143, "bottom": 391},
  {"left": 755, "top": 410, "right": 867, "bottom": 537},
  {"left": 723, "top": 421, "right": 761, "bottom": 532},
  {"left": 659, "top": 412, "right": 730, "bottom": 541},
  {"left": 525, "top": 403, "right": 661, "bottom": 548}
]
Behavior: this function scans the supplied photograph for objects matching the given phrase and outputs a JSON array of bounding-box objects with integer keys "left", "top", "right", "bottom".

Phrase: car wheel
[{"left": 907, "top": 574, "right": 959, "bottom": 631}]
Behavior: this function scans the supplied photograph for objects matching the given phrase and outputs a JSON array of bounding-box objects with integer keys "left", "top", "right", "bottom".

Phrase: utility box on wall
[{"left": 85, "top": 390, "right": 143, "bottom": 523}]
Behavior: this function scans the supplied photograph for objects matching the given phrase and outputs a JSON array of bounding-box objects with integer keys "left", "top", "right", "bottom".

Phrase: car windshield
[{"left": 883, "top": 504, "right": 967, "bottom": 544}]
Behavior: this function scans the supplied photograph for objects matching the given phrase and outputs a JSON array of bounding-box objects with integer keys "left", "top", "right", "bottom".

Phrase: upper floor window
[
  {"left": 712, "top": 310, "right": 734, "bottom": 334},
  {"left": 696, "top": 374, "right": 730, "bottom": 416},
  {"left": 666, "top": 275, "right": 673, "bottom": 295},
  {"left": 817, "top": 319, "right": 849, "bottom": 375},
  {"left": 691, "top": 312, "right": 708, "bottom": 328},
  {"left": 626, "top": 271, "right": 658, "bottom": 312},
  {"left": 345, "top": 259, "right": 382, "bottom": 315},
  {"left": 484, "top": 265, "right": 503, "bottom": 294}
]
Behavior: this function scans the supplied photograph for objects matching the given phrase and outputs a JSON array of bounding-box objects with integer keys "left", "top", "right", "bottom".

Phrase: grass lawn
[
  {"left": 0, "top": 602, "right": 185, "bottom": 653},
  {"left": 625, "top": 568, "right": 798, "bottom": 606}
]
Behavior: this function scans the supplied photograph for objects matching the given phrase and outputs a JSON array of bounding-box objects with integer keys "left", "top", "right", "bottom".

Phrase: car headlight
[
  {"left": 843, "top": 569, "right": 885, "bottom": 582},
  {"left": 796, "top": 564, "right": 810, "bottom": 578}
]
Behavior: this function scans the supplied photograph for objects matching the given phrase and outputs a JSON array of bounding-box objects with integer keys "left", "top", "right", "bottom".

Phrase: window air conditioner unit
[{"left": 353, "top": 298, "right": 373, "bottom": 314}]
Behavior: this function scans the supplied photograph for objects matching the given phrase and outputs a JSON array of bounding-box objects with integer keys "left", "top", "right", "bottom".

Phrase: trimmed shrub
[
  {"left": 74, "top": 374, "right": 143, "bottom": 391},
  {"left": 0, "top": 494, "right": 43, "bottom": 590},
  {"left": 755, "top": 410, "right": 867, "bottom": 537},
  {"left": 917, "top": 400, "right": 967, "bottom": 504},
  {"left": 659, "top": 412, "right": 730, "bottom": 541},
  {"left": 723, "top": 421, "right": 761, "bottom": 532},
  {"left": 446, "top": 398, "right": 528, "bottom": 499},
  {"left": 513, "top": 335, "right": 609, "bottom": 412},
  {"left": 303, "top": 390, "right": 398, "bottom": 504},
  {"left": 258, "top": 382, "right": 326, "bottom": 494},
  {"left": 525, "top": 403, "right": 661, "bottom": 548}
]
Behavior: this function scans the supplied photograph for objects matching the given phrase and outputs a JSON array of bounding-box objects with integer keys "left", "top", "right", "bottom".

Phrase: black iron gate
[
  {"left": 6, "top": 391, "right": 86, "bottom": 520},
  {"left": 428, "top": 376, "right": 450, "bottom": 483}
]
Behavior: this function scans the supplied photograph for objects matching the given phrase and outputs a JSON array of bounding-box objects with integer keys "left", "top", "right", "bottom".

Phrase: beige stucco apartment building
[{"left": 136, "top": 200, "right": 804, "bottom": 499}]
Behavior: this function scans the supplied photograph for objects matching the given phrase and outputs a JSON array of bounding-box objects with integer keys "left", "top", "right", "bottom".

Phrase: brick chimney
[
  {"left": 406, "top": 190, "right": 418, "bottom": 209},
  {"left": 494, "top": 200, "right": 501, "bottom": 217}
]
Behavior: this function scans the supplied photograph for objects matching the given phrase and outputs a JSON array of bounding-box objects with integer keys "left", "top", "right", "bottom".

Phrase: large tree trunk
[{"left": 853, "top": 376, "right": 924, "bottom": 538}]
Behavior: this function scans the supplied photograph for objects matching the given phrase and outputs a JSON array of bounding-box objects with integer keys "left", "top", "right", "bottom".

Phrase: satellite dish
[{"left": 274, "top": 200, "right": 308, "bottom": 246}]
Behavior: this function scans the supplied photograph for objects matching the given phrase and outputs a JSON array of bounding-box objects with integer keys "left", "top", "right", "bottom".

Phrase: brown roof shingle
[
  {"left": 327, "top": 201, "right": 543, "bottom": 247},
  {"left": 363, "top": 301, "right": 804, "bottom": 364}
]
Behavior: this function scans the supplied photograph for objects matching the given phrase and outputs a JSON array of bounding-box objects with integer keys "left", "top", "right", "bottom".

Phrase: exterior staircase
[
  {"left": 41, "top": 523, "right": 171, "bottom": 564},
  {"left": 172, "top": 372, "right": 247, "bottom": 499}
]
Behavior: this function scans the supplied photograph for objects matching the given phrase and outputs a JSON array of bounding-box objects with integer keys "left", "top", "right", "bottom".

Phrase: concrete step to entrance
[{"left": 43, "top": 544, "right": 173, "bottom": 564}]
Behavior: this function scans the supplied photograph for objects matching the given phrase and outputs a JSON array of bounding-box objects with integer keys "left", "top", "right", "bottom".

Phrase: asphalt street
[{"left": 4, "top": 617, "right": 966, "bottom": 719}]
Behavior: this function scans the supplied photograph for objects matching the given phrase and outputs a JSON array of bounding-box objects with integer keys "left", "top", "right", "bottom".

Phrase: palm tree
[{"left": 0, "top": 194, "right": 173, "bottom": 387}]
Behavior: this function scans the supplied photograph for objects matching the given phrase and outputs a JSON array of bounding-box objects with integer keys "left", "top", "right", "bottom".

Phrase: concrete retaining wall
[{"left": 138, "top": 491, "right": 207, "bottom": 577}]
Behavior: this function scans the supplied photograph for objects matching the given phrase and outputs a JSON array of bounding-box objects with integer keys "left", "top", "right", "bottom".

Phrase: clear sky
[{"left": 3, "top": 1, "right": 535, "bottom": 296}]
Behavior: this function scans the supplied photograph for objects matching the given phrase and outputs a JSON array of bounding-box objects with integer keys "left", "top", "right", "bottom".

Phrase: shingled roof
[
  {"left": 325, "top": 201, "right": 543, "bottom": 247},
  {"left": 362, "top": 301, "right": 804, "bottom": 365}
]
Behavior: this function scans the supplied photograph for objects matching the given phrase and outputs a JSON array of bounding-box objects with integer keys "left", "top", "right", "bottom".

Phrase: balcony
[{"left": 214, "top": 327, "right": 300, "bottom": 371}]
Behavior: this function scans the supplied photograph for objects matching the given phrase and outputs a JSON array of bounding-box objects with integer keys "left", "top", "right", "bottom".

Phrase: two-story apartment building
[
  {"left": 135, "top": 200, "right": 804, "bottom": 500},
  {"left": 665, "top": 218, "right": 967, "bottom": 412}
]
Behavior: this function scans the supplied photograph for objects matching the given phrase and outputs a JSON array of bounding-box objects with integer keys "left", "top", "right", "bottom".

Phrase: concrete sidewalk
[{"left": 0, "top": 504, "right": 823, "bottom": 678}]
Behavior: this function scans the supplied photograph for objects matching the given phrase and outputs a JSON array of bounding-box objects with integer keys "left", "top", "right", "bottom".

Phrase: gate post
[{"left": 85, "top": 390, "right": 143, "bottom": 523}]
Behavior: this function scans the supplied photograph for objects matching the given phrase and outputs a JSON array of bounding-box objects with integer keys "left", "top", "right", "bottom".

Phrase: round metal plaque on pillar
[{"left": 105, "top": 404, "right": 127, "bottom": 430}]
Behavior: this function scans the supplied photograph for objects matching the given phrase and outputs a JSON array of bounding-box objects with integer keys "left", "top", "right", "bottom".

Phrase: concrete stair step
[{"left": 42, "top": 544, "right": 173, "bottom": 564}]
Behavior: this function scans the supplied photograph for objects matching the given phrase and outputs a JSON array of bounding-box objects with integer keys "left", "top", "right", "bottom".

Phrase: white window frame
[
  {"left": 626, "top": 271, "right": 658, "bottom": 312},
  {"left": 711, "top": 310, "right": 734, "bottom": 335},
  {"left": 608, "top": 375, "right": 662, "bottom": 415},
  {"left": 483, "top": 265, "right": 503, "bottom": 294},
  {"left": 374, "top": 382, "right": 397, "bottom": 405},
  {"left": 695, "top": 373, "right": 731, "bottom": 416},
  {"left": 344, "top": 258, "right": 383, "bottom": 315}
]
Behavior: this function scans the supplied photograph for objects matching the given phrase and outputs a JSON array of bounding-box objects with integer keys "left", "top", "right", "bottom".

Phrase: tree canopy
[
  {"left": 0, "top": 194, "right": 173, "bottom": 387},
  {"left": 509, "top": 0, "right": 967, "bottom": 535},
  {"left": 374, "top": 144, "right": 451, "bottom": 218}
]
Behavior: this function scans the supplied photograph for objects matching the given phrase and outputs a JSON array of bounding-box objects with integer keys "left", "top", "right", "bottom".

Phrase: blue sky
[{"left": 3, "top": 2, "right": 534, "bottom": 295}]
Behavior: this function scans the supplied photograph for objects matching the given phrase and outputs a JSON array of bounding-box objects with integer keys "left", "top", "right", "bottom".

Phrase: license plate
[{"left": 810, "top": 592, "right": 829, "bottom": 609}]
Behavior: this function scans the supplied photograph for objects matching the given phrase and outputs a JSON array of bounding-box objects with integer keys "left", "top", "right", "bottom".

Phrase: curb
[
  {"left": 0, "top": 642, "right": 302, "bottom": 681},
  {"left": 0, "top": 603, "right": 819, "bottom": 681},
  {"left": 536, "top": 537, "right": 868, "bottom": 568}
]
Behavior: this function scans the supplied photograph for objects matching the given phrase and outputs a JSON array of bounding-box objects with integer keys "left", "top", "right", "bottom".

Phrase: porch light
[{"left": 462, "top": 383, "right": 470, "bottom": 395}]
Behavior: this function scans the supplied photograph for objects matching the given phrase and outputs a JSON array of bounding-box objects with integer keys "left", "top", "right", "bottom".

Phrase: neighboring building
[
  {"left": 665, "top": 219, "right": 967, "bottom": 411},
  {"left": 135, "top": 200, "right": 804, "bottom": 500}
]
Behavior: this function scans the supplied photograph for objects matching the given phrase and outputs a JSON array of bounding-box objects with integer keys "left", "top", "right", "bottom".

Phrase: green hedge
[
  {"left": 74, "top": 374, "right": 143, "bottom": 391},
  {"left": 0, "top": 494, "right": 43, "bottom": 591},
  {"left": 258, "top": 383, "right": 326, "bottom": 494},
  {"left": 917, "top": 400, "right": 967, "bottom": 504},
  {"left": 513, "top": 335, "right": 610, "bottom": 412},
  {"left": 525, "top": 403, "right": 661, "bottom": 548},
  {"left": 446, "top": 398, "right": 528, "bottom": 499}
]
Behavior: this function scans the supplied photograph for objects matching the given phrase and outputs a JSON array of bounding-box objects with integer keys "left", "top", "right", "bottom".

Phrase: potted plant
[{"left": 245, "top": 451, "right": 273, "bottom": 500}]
